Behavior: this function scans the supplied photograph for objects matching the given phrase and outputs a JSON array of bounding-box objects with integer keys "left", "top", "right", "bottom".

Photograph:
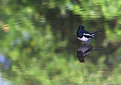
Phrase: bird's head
[{"left": 79, "top": 25, "right": 84, "bottom": 30}]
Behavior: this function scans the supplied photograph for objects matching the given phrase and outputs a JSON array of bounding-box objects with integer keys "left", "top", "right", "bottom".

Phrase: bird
[{"left": 77, "top": 25, "right": 101, "bottom": 43}]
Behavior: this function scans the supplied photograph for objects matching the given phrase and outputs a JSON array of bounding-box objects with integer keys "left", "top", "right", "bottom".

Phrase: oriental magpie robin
[{"left": 77, "top": 25, "right": 101, "bottom": 43}]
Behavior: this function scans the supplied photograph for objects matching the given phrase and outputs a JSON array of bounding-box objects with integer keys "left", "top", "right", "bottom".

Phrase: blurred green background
[{"left": 0, "top": 0, "right": 121, "bottom": 85}]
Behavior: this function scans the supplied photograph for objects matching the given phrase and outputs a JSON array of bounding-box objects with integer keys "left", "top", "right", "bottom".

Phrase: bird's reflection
[{"left": 77, "top": 45, "right": 93, "bottom": 63}]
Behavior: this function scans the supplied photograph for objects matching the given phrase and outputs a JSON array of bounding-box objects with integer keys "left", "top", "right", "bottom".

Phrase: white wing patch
[
  {"left": 83, "top": 33, "right": 94, "bottom": 38},
  {"left": 83, "top": 33, "right": 92, "bottom": 36}
]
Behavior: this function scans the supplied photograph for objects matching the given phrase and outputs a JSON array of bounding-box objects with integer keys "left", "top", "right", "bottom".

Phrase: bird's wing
[{"left": 83, "top": 33, "right": 94, "bottom": 38}]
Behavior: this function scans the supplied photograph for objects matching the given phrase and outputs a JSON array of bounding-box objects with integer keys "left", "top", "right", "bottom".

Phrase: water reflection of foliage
[{"left": 0, "top": 0, "right": 121, "bottom": 85}]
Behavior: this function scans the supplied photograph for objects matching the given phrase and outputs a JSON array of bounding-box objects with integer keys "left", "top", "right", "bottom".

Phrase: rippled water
[{"left": 1, "top": 1, "right": 121, "bottom": 85}]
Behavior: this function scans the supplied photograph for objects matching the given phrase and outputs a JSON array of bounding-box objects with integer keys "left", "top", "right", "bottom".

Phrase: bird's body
[
  {"left": 77, "top": 25, "right": 101, "bottom": 43},
  {"left": 78, "top": 36, "right": 90, "bottom": 42}
]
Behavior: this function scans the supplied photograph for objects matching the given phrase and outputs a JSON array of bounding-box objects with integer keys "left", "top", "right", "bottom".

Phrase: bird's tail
[{"left": 92, "top": 31, "right": 101, "bottom": 35}]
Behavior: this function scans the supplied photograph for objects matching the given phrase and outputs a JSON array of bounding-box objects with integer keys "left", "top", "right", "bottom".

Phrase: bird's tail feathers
[{"left": 92, "top": 31, "right": 101, "bottom": 35}]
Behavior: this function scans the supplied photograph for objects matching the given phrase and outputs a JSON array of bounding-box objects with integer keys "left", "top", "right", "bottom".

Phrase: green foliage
[{"left": 0, "top": 0, "right": 121, "bottom": 85}]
